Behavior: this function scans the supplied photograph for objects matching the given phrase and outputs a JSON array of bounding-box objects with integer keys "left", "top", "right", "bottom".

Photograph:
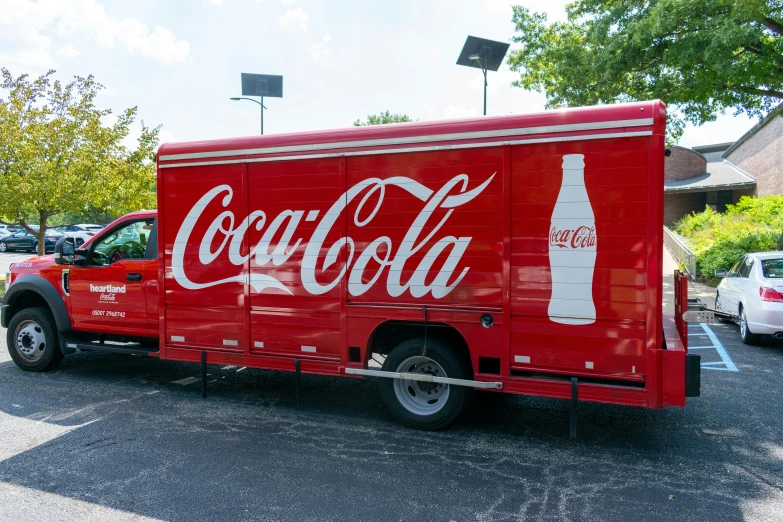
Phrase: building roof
[
  {"left": 664, "top": 160, "right": 756, "bottom": 193},
  {"left": 722, "top": 102, "right": 783, "bottom": 158},
  {"left": 691, "top": 142, "right": 733, "bottom": 154}
]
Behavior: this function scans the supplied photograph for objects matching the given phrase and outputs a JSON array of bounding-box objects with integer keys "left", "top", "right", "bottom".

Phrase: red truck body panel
[
  {"left": 150, "top": 100, "right": 682, "bottom": 408},
  {"left": 7, "top": 100, "right": 690, "bottom": 409}
]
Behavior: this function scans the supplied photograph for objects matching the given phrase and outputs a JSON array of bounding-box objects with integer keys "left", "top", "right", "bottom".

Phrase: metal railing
[{"left": 663, "top": 226, "right": 696, "bottom": 279}]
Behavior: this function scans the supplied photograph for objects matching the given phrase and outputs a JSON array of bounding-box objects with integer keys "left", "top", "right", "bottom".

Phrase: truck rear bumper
[{"left": 661, "top": 312, "right": 700, "bottom": 406}]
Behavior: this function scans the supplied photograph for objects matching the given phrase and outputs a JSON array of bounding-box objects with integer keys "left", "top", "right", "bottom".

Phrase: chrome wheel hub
[
  {"left": 15, "top": 320, "right": 46, "bottom": 362},
  {"left": 393, "top": 356, "right": 450, "bottom": 416}
]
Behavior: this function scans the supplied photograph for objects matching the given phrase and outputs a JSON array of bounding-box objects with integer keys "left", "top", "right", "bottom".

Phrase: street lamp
[
  {"left": 232, "top": 73, "right": 284, "bottom": 135},
  {"left": 230, "top": 96, "right": 268, "bottom": 135},
  {"left": 456, "top": 36, "right": 510, "bottom": 116}
]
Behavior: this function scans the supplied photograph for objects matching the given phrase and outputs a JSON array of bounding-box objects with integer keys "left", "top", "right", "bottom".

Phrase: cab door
[
  {"left": 68, "top": 218, "right": 157, "bottom": 337},
  {"left": 720, "top": 257, "right": 745, "bottom": 313}
]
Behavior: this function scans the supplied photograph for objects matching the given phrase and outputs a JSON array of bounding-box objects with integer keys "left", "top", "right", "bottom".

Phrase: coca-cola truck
[{"left": 2, "top": 100, "right": 700, "bottom": 430}]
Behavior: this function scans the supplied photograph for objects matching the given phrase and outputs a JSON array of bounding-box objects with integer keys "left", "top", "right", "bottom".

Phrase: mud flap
[{"left": 685, "top": 353, "right": 701, "bottom": 397}]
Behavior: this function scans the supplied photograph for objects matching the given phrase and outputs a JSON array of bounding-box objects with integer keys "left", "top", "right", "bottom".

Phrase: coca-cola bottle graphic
[{"left": 548, "top": 154, "right": 597, "bottom": 325}]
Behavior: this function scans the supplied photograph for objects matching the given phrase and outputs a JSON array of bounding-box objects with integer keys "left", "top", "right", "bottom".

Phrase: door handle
[{"left": 126, "top": 273, "right": 143, "bottom": 282}]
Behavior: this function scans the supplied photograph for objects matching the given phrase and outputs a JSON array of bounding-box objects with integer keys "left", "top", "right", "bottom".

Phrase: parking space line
[{"left": 696, "top": 323, "right": 739, "bottom": 372}]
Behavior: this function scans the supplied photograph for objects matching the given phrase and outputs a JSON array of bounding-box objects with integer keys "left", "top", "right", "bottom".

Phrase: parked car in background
[
  {"left": 0, "top": 227, "right": 65, "bottom": 253},
  {"left": 0, "top": 225, "right": 22, "bottom": 237},
  {"left": 55, "top": 224, "right": 104, "bottom": 246},
  {"left": 715, "top": 252, "right": 783, "bottom": 344}
]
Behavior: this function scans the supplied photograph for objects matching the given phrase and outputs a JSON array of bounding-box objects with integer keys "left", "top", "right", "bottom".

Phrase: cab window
[{"left": 90, "top": 220, "right": 154, "bottom": 266}]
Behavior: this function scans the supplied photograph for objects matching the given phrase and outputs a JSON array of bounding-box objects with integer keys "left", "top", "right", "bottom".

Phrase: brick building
[{"left": 664, "top": 103, "right": 782, "bottom": 226}]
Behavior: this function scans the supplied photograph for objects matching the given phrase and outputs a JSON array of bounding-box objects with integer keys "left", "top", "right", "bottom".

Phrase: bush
[{"left": 674, "top": 195, "right": 783, "bottom": 285}]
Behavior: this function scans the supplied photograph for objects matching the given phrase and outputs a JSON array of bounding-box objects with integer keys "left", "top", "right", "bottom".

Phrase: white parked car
[
  {"left": 55, "top": 224, "right": 104, "bottom": 247},
  {"left": 0, "top": 224, "right": 22, "bottom": 238},
  {"left": 715, "top": 252, "right": 783, "bottom": 344}
]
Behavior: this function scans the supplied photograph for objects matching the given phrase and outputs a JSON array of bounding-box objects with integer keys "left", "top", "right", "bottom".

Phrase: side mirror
[
  {"left": 715, "top": 269, "right": 728, "bottom": 278},
  {"left": 53, "top": 237, "right": 74, "bottom": 265},
  {"left": 74, "top": 248, "right": 89, "bottom": 267}
]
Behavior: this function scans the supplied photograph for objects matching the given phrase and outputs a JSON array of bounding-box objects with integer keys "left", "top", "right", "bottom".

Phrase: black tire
[
  {"left": 6, "top": 307, "right": 64, "bottom": 372},
  {"left": 0, "top": 241, "right": 7, "bottom": 253},
  {"left": 31, "top": 241, "right": 38, "bottom": 254},
  {"left": 739, "top": 305, "right": 760, "bottom": 345},
  {"left": 75, "top": 238, "right": 84, "bottom": 247},
  {"left": 379, "top": 337, "right": 472, "bottom": 430}
]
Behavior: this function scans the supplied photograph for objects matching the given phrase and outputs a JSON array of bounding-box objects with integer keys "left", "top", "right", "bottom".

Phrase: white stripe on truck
[{"left": 159, "top": 130, "right": 653, "bottom": 168}]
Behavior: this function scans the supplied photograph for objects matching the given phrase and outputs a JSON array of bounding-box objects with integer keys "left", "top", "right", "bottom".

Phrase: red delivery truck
[{"left": 2, "top": 100, "right": 700, "bottom": 430}]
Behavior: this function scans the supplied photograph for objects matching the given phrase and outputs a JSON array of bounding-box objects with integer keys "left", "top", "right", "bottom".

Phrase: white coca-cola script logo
[
  {"left": 172, "top": 174, "right": 494, "bottom": 298},
  {"left": 549, "top": 226, "right": 597, "bottom": 249}
]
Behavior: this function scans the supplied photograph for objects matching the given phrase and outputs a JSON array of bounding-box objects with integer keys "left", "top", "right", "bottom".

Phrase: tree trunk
[
  {"left": 778, "top": 230, "right": 783, "bottom": 251},
  {"left": 37, "top": 211, "right": 47, "bottom": 256}
]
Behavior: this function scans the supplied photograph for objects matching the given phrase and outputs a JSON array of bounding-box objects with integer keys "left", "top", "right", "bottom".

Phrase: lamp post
[
  {"left": 230, "top": 96, "right": 268, "bottom": 135},
  {"left": 233, "top": 73, "right": 283, "bottom": 135},
  {"left": 456, "top": 36, "right": 510, "bottom": 116},
  {"left": 468, "top": 53, "right": 488, "bottom": 116}
]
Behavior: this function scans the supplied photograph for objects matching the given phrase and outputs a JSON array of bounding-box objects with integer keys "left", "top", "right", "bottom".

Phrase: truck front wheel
[
  {"left": 7, "top": 307, "right": 64, "bottom": 372},
  {"left": 379, "top": 338, "right": 472, "bottom": 430}
]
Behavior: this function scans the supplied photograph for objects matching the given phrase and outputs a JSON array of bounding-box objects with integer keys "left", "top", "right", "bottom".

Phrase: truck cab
[{"left": 2, "top": 211, "right": 159, "bottom": 371}]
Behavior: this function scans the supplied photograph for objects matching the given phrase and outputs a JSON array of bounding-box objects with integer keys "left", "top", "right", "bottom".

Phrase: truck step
[{"left": 64, "top": 341, "right": 159, "bottom": 357}]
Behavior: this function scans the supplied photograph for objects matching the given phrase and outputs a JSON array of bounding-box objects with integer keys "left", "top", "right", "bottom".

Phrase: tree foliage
[
  {"left": 507, "top": 0, "right": 783, "bottom": 143},
  {"left": 674, "top": 195, "right": 783, "bottom": 282},
  {"left": 0, "top": 68, "right": 158, "bottom": 253},
  {"left": 353, "top": 110, "right": 414, "bottom": 126}
]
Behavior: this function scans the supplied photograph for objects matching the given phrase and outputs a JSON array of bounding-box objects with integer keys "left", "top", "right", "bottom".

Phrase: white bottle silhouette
[{"left": 548, "top": 154, "right": 597, "bottom": 325}]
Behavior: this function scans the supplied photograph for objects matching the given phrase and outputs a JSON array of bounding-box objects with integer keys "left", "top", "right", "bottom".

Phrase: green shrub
[{"left": 674, "top": 195, "right": 783, "bottom": 285}]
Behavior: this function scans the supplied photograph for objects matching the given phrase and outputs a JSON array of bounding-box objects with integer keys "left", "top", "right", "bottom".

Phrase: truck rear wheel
[
  {"left": 379, "top": 337, "right": 472, "bottom": 430},
  {"left": 6, "top": 307, "right": 64, "bottom": 372}
]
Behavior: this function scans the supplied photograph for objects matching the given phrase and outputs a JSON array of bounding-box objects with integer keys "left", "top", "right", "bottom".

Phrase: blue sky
[{"left": 0, "top": 0, "right": 757, "bottom": 148}]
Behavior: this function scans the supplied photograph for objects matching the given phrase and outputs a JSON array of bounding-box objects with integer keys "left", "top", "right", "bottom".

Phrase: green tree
[
  {"left": 507, "top": 0, "right": 783, "bottom": 143},
  {"left": 353, "top": 110, "right": 414, "bottom": 126},
  {"left": 0, "top": 68, "right": 159, "bottom": 254}
]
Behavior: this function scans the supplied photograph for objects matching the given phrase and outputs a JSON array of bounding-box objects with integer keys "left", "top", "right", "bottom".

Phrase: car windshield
[
  {"left": 84, "top": 225, "right": 103, "bottom": 230},
  {"left": 761, "top": 258, "right": 783, "bottom": 279}
]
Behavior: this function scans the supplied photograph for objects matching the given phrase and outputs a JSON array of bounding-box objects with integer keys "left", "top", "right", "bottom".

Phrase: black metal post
[
  {"left": 260, "top": 95, "right": 264, "bottom": 135},
  {"left": 295, "top": 358, "right": 301, "bottom": 407},
  {"left": 570, "top": 377, "right": 578, "bottom": 440},
  {"left": 201, "top": 350, "right": 207, "bottom": 399}
]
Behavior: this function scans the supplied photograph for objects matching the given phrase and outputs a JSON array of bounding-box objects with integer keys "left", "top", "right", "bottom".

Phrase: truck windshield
[{"left": 761, "top": 258, "right": 783, "bottom": 279}]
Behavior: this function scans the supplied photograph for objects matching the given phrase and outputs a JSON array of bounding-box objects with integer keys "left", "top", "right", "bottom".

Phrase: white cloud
[
  {"left": 113, "top": 20, "right": 190, "bottom": 64},
  {"left": 207, "top": 0, "right": 224, "bottom": 4},
  {"left": 280, "top": 0, "right": 296, "bottom": 4},
  {"left": 483, "top": 0, "right": 512, "bottom": 16},
  {"left": 55, "top": 44, "right": 79, "bottom": 58},
  {"left": 441, "top": 104, "right": 479, "bottom": 120},
  {"left": 472, "top": 68, "right": 518, "bottom": 95},
  {"left": 278, "top": 8, "right": 308, "bottom": 31},
  {"left": 309, "top": 33, "right": 331, "bottom": 61},
  {"left": 0, "top": 0, "right": 190, "bottom": 70}
]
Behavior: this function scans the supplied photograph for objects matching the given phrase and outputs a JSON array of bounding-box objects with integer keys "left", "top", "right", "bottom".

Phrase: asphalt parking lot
[
  {"left": 0, "top": 318, "right": 781, "bottom": 521},
  {"left": 0, "top": 251, "right": 36, "bottom": 276}
]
